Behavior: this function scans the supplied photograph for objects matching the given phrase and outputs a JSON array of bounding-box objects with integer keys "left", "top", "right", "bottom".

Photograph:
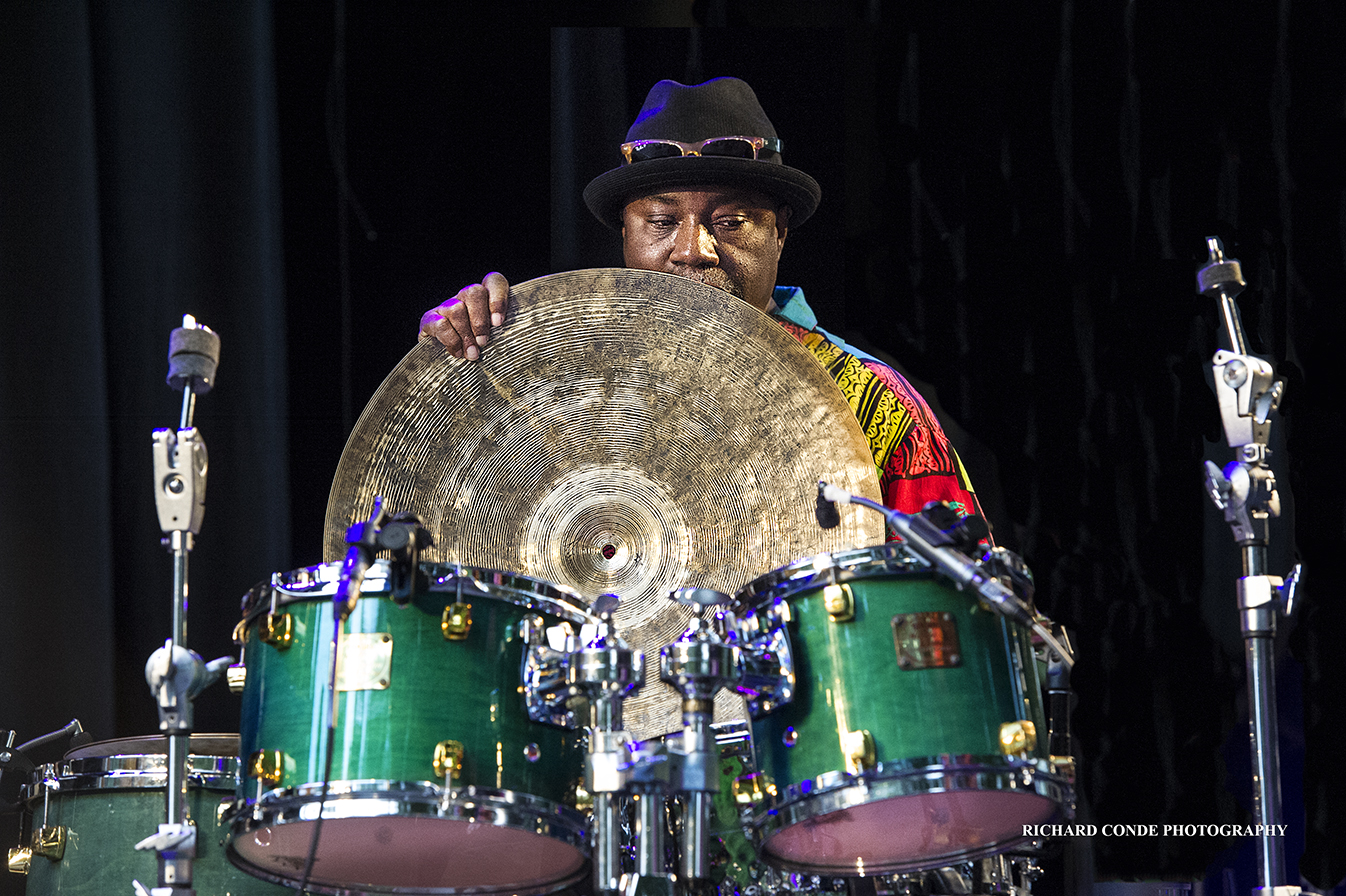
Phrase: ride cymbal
[{"left": 324, "top": 268, "right": 884, "bottom": 739}]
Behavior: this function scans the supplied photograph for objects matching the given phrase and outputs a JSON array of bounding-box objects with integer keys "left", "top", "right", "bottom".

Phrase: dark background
[{"left": 2, "top": 2, "right": 1342, "bottom": 893}]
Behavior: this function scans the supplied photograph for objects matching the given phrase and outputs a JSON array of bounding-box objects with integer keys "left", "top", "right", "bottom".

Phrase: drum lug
[
  {"left": 31, "top": 825, "right": 65, "bottom": 862},
  {"left": 842, "top": 729, "right": 876, "bottom": 774},
  {"left": 731, "top": 771, "right": 774, "bottom": 807},
  {"left": 1049, "top": 753, "right": 1077, "bottom": 782},
  {"left": 570, "top": 778, "right": 593, "bottom": 811},
  {"left": 216, "top": 796, "right": 245, "bottom": 827},
  {"left": 442, "top": 602, "right": 472, "bottom": 640},
  {"left": 823, "top": 584, "right": 855, "bottom": 622},
  {"left": 999, "top": 720, "right": 1038, "bottom": 759},
  {"left": 259, "top": 612, "right": 293, "bottom": 650},
  {"left": 6, "top": 847, "right": 30, "bottom": 875},
  {"left": 248, "top": 750, "right": 285, "bottom": 788},
  {"left": 433, "top": 740, "right": 465, "bottom": 781}
]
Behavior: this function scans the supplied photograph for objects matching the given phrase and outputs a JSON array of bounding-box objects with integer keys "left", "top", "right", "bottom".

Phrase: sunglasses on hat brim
[{"left": 620, "top": 135, "right": 783, "bottom": 165}]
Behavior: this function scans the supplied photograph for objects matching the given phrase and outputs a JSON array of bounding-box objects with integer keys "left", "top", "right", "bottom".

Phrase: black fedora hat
[{"left": 583, "top": 77, "right": 822, "bottom": 230}]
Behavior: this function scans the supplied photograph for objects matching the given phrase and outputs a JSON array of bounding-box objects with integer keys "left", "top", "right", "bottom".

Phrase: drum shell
[
  {"left": 236, "top": 587, "right": 580, "bottom": 803},
  {"left": 738, "top": 547, "right": 1065, "bottom": 874},
  {"left": 23, "top": 740, "right": 285, "bottom": 896},
  {"left": 753, "top": 570, "right": 1047, "bottom": 783}
]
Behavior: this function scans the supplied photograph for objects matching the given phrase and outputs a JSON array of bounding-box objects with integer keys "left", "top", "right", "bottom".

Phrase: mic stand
[
  {"left": 135, "top": 315, "right": 232, "bottom": 896},
  {"left": 1197, "top": 237, "right": 1300, "bottom": 896},
  {"left": 818, "top": 484, "right": 1074, "bottom": 670}
]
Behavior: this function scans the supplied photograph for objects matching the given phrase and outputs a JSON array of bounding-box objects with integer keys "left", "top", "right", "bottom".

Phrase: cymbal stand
[
  {"left": 568, "top": 594, "right": 645, "bottom": 896},
  {"left": 134, "top": 316, "right": 232, "bottom": 896},
  {"left": 660, "top": 588, "right": 740, "bottom": 885},
  {"left": 1197, "top": 238, "right": 1300, "bottom": 896}
]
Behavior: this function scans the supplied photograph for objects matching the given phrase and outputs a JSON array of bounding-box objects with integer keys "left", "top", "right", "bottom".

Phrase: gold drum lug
[
  {"left": 572, "top": 779, "right": 593, "bottom": 811},
  {"left": 732, "top": 771, "right": 773, "bottom": 806},
  {"left": 823, "top": 584, "right": 855, "bottom": 622},
  {"left": 248, "top": 750, "right": 285, "bottom": 787},
  {"left": 7, "top": 847, "right": 31, "bottom": 875},
  {"left": 1050, "top": 754, "right": 1077, "bottom": 782},
  {"left": 999, "top": 720, "right": 1038, "bottom": 759},
  {"left": 434, "top": 740, "right": 465, "bottom": 781},
  {"left": 442, "top": 603, "right": 472, "bottom": 640},
  {"left": 260, "top": 612, "right": 293, "bottom": 650},
  {"left": 32, "top": 826, "right": 65, "bottom": 862},
  {"left": 843, "top": 729, "right": 876, "bottom": 775}
]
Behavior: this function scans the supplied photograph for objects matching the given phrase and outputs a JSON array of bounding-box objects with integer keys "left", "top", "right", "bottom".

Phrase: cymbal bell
[{"left": 324, "top": 268, "right": 884, "bottom": 739}]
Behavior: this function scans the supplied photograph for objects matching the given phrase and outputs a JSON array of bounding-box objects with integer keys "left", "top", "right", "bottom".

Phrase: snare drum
[
  {"left": 18, "top": 735, "right": 286, "bottom": 896},
  {"left": 734, "top": 545, "right": 1071, "bottom": 875},
  {"left": 228, "top": 561, "right": 593, "bottom": 895}
]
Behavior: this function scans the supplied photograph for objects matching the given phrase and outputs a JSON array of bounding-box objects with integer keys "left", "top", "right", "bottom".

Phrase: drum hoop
[
  {"left": 241, "top": 779, "right": 588, "bottom": 839},
  {"left": 241, "top": 560, "right": 596, "bottom": 624},
  {"left": 732, "top": 542, "right": 929, "bottom": 611},
  {"left": 50, "top": 752, "right": 239, "bottom": 792},
  {"left": 752, "top": 755, "right": 1072, "bottom": 873},
  {"left": 229, "top": 781, "right": 590, "bottom": 895}
]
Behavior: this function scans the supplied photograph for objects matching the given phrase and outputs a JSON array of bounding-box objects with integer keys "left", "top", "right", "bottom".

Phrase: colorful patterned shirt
[{"left": 770, "top": 286, "right": 982, "bottom": 523}]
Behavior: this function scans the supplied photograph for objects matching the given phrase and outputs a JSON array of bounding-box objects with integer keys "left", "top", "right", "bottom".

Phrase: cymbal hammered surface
[{"left": 325, "top": 268, "right": 884, "bottom": 739}]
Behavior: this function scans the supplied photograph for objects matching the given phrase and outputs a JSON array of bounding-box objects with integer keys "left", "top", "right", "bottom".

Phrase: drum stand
[
  {"left": 1197, "top": 239, "right": 1301, "bottom": 896},
  {"left": 569, "top": 590, "right": 740, "bottom": 896},
  {"left": 134, "top": 316, "right": 233, "bottom": 896}
]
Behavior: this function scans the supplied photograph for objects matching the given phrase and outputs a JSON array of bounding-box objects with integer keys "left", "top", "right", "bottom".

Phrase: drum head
[
  {"left": 231, "top": 803, "right": 587, "bottom": 895},
  {"left": 762, "top": 788, "right": 1061, "bottom": 874}
]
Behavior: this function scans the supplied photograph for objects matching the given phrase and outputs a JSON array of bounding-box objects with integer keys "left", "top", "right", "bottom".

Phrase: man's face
[{"left": 620, "top": 187, "right": 788, "bottom": 312}]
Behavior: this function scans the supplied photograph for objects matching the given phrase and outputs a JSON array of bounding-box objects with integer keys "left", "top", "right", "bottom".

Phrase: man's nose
[{"left": 671, "top": 223, "right": 718, "bottom": 266}]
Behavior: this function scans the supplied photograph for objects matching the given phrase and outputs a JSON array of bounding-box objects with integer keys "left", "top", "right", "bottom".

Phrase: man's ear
[{"left": 776, "top": 205, "right": 792, "bottom": 247}]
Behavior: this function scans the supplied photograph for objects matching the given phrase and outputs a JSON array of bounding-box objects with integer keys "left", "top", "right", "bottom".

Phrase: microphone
[{"left": 815, "top": 481, "right": 841, "bottom": 529}]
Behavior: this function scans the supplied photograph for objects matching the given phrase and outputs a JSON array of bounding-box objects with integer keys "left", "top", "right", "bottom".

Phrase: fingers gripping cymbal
[{"left": 324, "top": 268, "right": 883, "bottom": 740}]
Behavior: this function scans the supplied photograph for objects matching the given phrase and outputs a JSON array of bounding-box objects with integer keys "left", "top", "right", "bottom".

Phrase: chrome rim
[
  {"left": 752, "top": 756, "right": 1073, "bottom": 875},
  {"left": 227, "top": 780, "right": 590, "bottom": 895},
  {"left": 49, "top": 752, "right": 239, "bottom": 792},
  {"left": 733, "top": 543, "right": 929, "bottom": 613},
  {"left": 242, "top": 561, "right": 596, "bottom": 625}
]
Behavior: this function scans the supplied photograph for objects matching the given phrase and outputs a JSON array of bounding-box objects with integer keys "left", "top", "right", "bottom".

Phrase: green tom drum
[
  {"left": 733, "top": 544, "right": 1071, "bottom": 875},
  {"left": 228, "top": 561, "right": 594, "bottom": 895},
  {"left": 19, "top": 735, "right": 288, "bottom": 896}
]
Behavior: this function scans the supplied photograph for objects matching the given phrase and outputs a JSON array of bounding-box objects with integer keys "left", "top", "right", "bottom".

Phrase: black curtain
[
  {"left": 3, "top": 3, "right": 1343, "bottom": 893},
  {"left": 1, "top": 6, "right": 287, "bottom": 892}
]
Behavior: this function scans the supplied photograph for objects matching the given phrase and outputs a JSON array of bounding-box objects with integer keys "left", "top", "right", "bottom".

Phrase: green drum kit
[{"left": 4, "top": 272, "right": 1076, "bottom": 896}]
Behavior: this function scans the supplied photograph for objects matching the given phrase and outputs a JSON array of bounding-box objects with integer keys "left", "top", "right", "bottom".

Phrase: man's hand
[{"left": 418, "top": 272, "right": 510, "bottom": 360}]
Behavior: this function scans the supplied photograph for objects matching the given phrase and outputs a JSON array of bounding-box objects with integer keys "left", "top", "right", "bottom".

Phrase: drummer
[{"left": 419, "top": 76, "right": 983, "bottom": 523}]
